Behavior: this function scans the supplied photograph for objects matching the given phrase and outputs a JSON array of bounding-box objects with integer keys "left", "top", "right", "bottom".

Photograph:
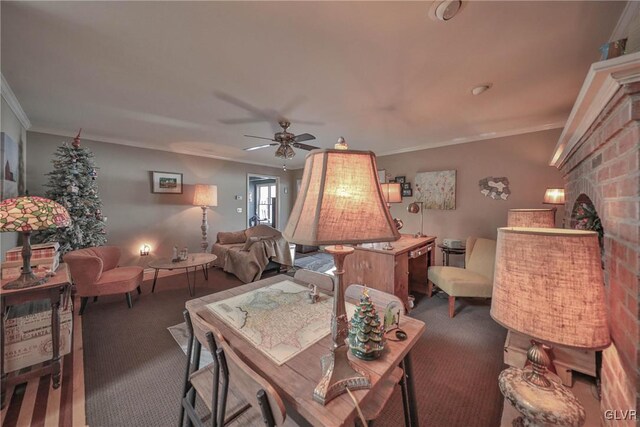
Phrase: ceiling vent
[{"left": 429, "top": 1, "right": 462, "bottom": 22}]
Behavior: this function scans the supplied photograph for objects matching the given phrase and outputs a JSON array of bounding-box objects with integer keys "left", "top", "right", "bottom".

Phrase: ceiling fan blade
[
  {"left": 244, "top": 135, "right": 276, "bottom": 141},
  {"left": 220, "top": 118, "right": 267, "bottom": 125},
  {"left": 244, "top": 143, "right": 279, "bottom": 151},
  {"left": 293, "top": 133, "right": 316, "bottom": 143},
  {"left": 292, "top": 142, "right": 320, "bottom": 151}
]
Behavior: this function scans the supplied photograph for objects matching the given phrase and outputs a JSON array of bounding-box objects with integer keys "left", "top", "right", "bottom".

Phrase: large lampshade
[
  {"left": 0, "top": 196, "right": 71, "bottom": 232},
  {"left": 491, "top": 227, "right": 610, "bottom": 349},
  {"left": 380, "top": 183, "right": 402, "bottom": 204},
  {"left": 507, "top": 209, "right": 555, "bottom": 228},
  {"left": 543, "top": 188, "right": 565, "bottom": 205},
  {"left": 284, "top": 149, "right": 400, "bottom": 246},
  {"left": 193, "top": 184, "right": 218, "bottom": 207}
]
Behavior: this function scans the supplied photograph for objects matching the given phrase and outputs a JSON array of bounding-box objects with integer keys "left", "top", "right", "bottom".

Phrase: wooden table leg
[
  {"left": 51, "top": 291, "right": 62, "bottom": 389},
  {"left": 1, "top": 297, "right": 6, "bottom": 409},
  {"left": 151, "top": 269, "right": 160, "bottom": 293},
  {"left": 402, "top": 352, "right": 420, "bottom": 427}
]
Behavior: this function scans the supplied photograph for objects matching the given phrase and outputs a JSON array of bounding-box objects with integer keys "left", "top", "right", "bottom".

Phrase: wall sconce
[{"left": 140, "top": 244, "right": 151, "bottom": 256}]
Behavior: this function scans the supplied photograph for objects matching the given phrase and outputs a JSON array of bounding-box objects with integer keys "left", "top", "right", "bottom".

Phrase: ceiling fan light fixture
[{"left": 429, "top": 0, "right": 462, "bottom": 22}]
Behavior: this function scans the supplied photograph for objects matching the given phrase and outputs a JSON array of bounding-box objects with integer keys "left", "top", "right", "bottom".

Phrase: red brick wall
[{"left": 560, "top": 83, "right": 639, "bottom": 425}]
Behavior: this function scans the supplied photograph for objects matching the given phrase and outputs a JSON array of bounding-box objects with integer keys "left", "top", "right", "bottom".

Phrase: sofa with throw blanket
[{"left": 211, "top": 224, "right": 293, "bottom": 283}]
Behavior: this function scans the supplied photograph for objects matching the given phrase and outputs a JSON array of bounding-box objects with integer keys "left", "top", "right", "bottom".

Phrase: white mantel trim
[
  {"left": 550, "top": 51, "right": 640, "bottom": 168},
  {"left": 1, "top": 74, "right": 31, "bottom": 130},
  {"left": 609, "top": 1, "right": 640, "bottom": 42}
]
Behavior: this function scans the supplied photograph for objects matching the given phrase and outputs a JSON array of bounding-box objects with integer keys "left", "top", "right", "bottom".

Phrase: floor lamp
[
  {"left": 193, "top": 184, "right": 218, "bottom": 253},
  {"left": 284, "top": 146, "right": 400, "bottom": 405}
]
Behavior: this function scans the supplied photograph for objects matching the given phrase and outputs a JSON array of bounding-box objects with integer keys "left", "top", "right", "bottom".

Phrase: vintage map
[{"left": 207, "top": 280, "right": 353, "bottom": 365}]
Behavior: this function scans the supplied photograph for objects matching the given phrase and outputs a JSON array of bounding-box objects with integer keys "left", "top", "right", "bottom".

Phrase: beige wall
[
  {"left": 375, "top": 129, "right": 564, "bottom": 265},
  {"left": 1, "top": 97, "right": 27, "bottom": 260},
  {"left": 26, "top": 131, "right": 294, "bottom": 266}
]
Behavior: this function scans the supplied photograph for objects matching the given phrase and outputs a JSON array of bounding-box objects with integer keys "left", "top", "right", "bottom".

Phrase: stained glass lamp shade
[{"left": 0, "top": 196, "right": 71, "bottom": 289}]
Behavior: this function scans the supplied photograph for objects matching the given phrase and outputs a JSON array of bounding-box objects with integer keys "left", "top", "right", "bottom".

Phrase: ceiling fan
[{"left": 244, "top": 120, "right": 319, "bottom": 159}]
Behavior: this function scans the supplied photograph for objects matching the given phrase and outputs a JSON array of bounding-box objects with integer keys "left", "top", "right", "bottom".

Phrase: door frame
[{"left": 246, "top": 173, "right": 280, "bottom": 229}]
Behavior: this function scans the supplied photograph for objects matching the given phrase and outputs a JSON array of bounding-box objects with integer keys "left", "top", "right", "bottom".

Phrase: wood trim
[
  {"left": 0, "top": 73, "right": 31, "bottom": 130},
  {"left": 550, "top": 51, "right": 640, "bottom": 168}
]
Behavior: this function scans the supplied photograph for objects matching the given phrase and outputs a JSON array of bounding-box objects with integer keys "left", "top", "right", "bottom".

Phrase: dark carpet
[{"left": 82, "top": 268, "right": 506, "bottom": 427}]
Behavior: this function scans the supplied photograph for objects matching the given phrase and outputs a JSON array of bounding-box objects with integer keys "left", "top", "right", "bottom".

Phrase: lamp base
[
  {"left": 313, "top": 346, "right": 371, "bottom": 405},
  {"left": 3, "top": 271, "right": 49, "bottom": 290},
  {"left": 499, "top": 367, "right": 585, "bottom": 427}
]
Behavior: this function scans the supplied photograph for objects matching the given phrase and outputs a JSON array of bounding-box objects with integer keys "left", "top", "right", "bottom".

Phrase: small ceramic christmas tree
[{"left": 348, "top": 287, "right": 385, "bottom": 360}]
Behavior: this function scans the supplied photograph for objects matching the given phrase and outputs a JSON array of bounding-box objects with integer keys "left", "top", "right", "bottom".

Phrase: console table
[
  {"left": 343, "top": 235, "right": 436, "bottom": 311},
  {"left": 0, "top": 264, "right": 72, "bottom": 408}
]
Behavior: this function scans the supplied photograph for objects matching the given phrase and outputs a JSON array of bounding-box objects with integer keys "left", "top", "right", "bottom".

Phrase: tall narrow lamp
[
  {"left": 491, "top": 227, "right": 610, "bottom": 426},
  {"left": 0, "top": 196, "right": 71, "bottom": 289},
  {"left": 193, "top": 184, "right": 218, "bottom": 253},
  {"left": 507, "top": 208, "right": 555, "bottom": 228},
  {"left": 380, "top": 182, "right": 403, "bottom": 249},
  {"left": 284, "top": 146, "right": 400, "bottom": 405}
]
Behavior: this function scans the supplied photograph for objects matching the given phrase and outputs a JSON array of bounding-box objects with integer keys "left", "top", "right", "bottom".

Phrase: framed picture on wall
[
  {"left": 151, "top": 171, "right": 183, "bottom": 194},
  {"left": 395, "top": 176, "right": 406, "bottom": 184},
  {"left": 402, "top": 188, "right": 413, "bottom": 197},
  {"left": 402, "top": 182, "right": 411, "bottom": 190},
  {"left": 1, "top": 132, "right": 20, "bottom": 200}
]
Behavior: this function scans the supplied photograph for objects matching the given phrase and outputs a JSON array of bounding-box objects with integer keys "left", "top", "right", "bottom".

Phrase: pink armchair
[{"left": 63, "top": 246, "right": 144, "bottom": 315}]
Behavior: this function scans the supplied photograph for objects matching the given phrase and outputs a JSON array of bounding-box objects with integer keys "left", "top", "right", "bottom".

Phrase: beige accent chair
[{"left": 427, "top": 237, "right": 497, "bottom": 318}]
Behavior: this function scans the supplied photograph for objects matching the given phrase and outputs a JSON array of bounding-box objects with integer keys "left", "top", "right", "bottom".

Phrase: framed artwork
[
  {"left": 395, "top": 176, "right": 406, "bottom": 184},
  {"left": 151, "top": 171, "right": 183, "bottom": 194},
  {"left": 415, "top": 170, "right": 456, "bottom": 210},
  {"left": 377, "top": 169, "right": 386, "bottom": 183},
  {"left": 1, "top": 133, "right": 19, "bottom": 200},
  {"left": 402, "top": 188, "right": 413, "bottom": 197},
  {"left": 402, "top": 182, "right": 411, "bottom": 190}
]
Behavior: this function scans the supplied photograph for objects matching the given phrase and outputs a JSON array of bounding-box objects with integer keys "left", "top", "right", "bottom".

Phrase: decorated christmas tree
[
  {"left": 34, "top": 130, "right": 106, "bottom": 253},
  {"left": 348, "top": 288, "right": 385, "bottom": 360}
]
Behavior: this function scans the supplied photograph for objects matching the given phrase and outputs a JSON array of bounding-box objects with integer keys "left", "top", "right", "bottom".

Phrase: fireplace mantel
[{"left": 551, "top": 51, "right": 640, "bottom": 168}]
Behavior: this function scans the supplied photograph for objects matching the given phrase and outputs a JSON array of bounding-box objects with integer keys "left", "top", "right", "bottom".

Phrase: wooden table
[
  {"left": 0, "top": 264, "right": 72, "bottom": 409},
  {"left": 186, "top": 274, "right": 426, "bottom": 427},
  {"left": 149, "top": 253, "right": 217, "bottom": 297},
  {"left": 343, "top": 235, "right": 436, "bottom": 311}
]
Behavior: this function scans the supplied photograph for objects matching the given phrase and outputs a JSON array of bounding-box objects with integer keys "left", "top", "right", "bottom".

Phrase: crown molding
[
  {"left": 376, "top": 121, "right": 565, "bottom": 158},
  {"left": 1, "top": 74, "right": 31, "bottom": 130},
  {"left": 28, "top": 126, "right": 290, "bottom": 170},
  {"left": 550, "top": 51, "right": 640, "bottom": 168},
  {"left": 610, "top": 1, "right": 640, "bottom": 42}
]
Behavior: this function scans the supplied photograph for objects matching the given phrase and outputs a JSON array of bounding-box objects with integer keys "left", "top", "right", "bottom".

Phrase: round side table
[{"left": 437, "top": 244, "right": 466, "bottom": 266}]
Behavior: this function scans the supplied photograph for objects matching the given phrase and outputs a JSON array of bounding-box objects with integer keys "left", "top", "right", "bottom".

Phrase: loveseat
[{"left": 211, "top": 225, "right": 293, "bottom": 283}]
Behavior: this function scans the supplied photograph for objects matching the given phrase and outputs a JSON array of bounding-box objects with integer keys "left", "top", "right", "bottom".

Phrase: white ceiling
[{"left": 1, "top": 1, "right": 625, "bottom": 168}]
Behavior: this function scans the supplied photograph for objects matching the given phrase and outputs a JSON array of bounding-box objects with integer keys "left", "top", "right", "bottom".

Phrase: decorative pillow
[
  {"left": 242, "top": 236, "right": 262, "bottom": 251},
  {"left": 218, "top": 230, "right": 247, "bottom": 244}
]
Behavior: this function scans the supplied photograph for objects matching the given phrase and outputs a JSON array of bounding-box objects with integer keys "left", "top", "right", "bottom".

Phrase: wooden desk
[
  {"left": 343, "top": 235, "right": 436, "bottom": 310},
  {"left": 0, "top": 264, "right": 72, "bottom": 408},
  {"left": 186, "top": 274, "right": 426, "bottom": 427}
]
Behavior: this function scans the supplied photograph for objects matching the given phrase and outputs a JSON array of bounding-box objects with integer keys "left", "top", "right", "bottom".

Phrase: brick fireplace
[{"left": 552, "top": 53, "right": 640, "bottom": 425}]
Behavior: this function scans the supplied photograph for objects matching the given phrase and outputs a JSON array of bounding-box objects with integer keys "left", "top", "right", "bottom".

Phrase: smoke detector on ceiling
[{"left": 429, "top": 1, "right": 463, "bottom": 22}]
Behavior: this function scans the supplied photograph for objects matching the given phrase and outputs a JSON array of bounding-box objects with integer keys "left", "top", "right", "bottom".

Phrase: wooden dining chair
[
  {"left": 180, "top": 310, "right": 252, "bottom": 427},
  {"left": 293, "top": 269, "right": 334, "bottom": 293},
  {"left": 345, "top": 284, "right": 413, "bottom": 427}
]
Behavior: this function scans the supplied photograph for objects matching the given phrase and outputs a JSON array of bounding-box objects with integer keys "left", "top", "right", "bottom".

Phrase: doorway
[{"left": 247, "top": 174, "right": 280, "bottom": 228}]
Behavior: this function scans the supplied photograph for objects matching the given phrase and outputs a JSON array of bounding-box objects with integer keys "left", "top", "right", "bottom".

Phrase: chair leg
[
  {"left": 257, "top": 389, "right": 275, "bottom": 427},
  {"left": 126, "top": 292, "right": 133, "bottom": 309},
  {"left": 448, "top": 296, "right": 455, "bottom": 318},
  {"left": 79, "top": 297, "right": 89, "bottom": 315},
  {"left": 399, "top": 363, "right": 411, "bottom": 427},
  {"left": 427, "top": 281, "right": 433, "bottom": 298},
  {"left": 136, "top": 285, "right": 142, "bottom": 295},
  {"left": 93, "top": 296, "right": 98, "bottom": 302}
]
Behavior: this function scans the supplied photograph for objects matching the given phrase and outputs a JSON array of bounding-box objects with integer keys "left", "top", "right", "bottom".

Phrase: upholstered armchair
[
  {"left": 427, "top": 237, "right": 497, "bottom": 318},
  {"left": 64, "top": 246, "right": 144, "bottom": 315}
]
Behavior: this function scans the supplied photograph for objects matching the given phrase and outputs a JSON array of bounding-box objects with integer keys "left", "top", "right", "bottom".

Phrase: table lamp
[
  {"left": 284, "top": 145, "right": 400, "bottom": 405},
  {"left": 543, "top": 188, "right": 565, "bottom": 205},
  {"left": 0, "top": 195, "right": 71, "bottom": 289},
  {"left": 407, "top": 201, "right": 425, "bottom": 237},
  {"left": 380, "top": 183, "right": 403, "bottom": 249},
  {"left": 491, "top": 227, "right": 610, "bottom": 427},
  {"left": 193, "top": 184, "right": 218, "bottom": 252},
  {"left": 507, "top": 208, "right": 555, "bottom": 228}
]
